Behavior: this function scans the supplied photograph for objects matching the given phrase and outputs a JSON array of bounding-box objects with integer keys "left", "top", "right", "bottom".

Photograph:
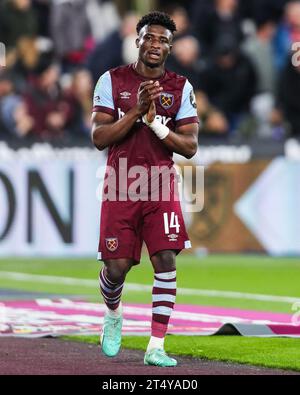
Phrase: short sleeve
[
  {"left": 93, "top": 71, "right": 115, "bottom": 115},
  {"left": 175, "top": 80, "right": 199, "bottom": 126}
]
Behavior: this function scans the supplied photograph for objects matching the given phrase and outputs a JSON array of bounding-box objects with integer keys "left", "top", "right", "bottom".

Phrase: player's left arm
[
  {"left": 144, "top": 80, "right": 199, "bottom": 159},
  {"left": 161, "top": 122, "right": 199, "bottom": 159}
]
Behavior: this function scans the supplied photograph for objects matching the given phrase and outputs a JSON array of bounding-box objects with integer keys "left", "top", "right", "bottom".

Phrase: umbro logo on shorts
[
  {"left": 105, "top": 238, "right": 118, "bottom": 252},
  {"left": 168, "top": 234, "right": 178, "bottom": 241}
]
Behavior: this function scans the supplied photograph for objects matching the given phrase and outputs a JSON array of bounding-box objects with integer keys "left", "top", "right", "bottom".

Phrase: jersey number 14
[{"left": 163, "top": 212, "right": 180, "bottom": 234}]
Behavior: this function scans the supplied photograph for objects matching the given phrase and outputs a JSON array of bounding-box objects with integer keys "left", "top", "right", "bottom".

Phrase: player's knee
[
  {"left": 104, "top": 260, "right": 132, "bottom": 283},
  {"left": 151, "top": 250, "right": 176, "bottom": 272},
  {"left": 105, "top": 266, "right": 124, "bottom": 283}
]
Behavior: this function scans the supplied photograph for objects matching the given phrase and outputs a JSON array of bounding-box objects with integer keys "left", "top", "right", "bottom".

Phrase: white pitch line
[{"left": 0, "top": 271, "right": 299, "bottom": 304}]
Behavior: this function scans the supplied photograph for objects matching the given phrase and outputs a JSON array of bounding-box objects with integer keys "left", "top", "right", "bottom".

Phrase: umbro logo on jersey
[{"left": 120, "top": 91, "right": 131, "bottom": 99}]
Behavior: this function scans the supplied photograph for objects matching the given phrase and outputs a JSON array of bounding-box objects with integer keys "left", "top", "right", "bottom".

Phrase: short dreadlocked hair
[{"left": 136, "top": 11, "right": 177, "bottom": 35}]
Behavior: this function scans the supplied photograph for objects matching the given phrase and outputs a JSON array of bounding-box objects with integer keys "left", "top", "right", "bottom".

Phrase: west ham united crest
[
  {"left": 105, "top": 238, "right": 118, "bottom": 252},
  {"left": 160, "top": 93, "right": 174, "bottom": 109}
]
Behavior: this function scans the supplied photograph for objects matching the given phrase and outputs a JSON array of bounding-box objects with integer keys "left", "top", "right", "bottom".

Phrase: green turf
[
  {"left": 1, "top": 255, "right": 300, "bottom": 371},
  {"left": 0, "top": 255, "right": 299, "bottom": 312},
  {"left": 64, "top": 334, "right": 300, "bottom": 372}
]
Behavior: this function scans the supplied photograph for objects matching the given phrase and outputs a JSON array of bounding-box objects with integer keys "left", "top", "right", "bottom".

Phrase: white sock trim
[
  {"left": 155, "top": 271, "right": 176, "bottom": 280},
  {"left": 107, "top": 302, "right": 122, "bottom": 318},
  {"left": 147, "top": 336, "right": 165, "bottom": 352}
]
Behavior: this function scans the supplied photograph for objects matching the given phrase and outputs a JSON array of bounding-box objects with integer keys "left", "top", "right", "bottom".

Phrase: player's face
[{"left": 136, "top": 24, "right": 173, "bottom": 68}]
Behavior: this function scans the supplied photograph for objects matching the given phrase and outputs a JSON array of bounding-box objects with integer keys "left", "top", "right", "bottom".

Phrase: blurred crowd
[{"left": 0, "top": 0, "right": 300, "bottom": 144}]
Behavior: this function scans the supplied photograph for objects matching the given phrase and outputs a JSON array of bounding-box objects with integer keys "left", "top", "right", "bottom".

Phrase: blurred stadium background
[
  {"left": 0, "top": 0, "right": 299, "bottom": 371},
  {"left": 1, "top": 0, "right": 300, "bottom": 257}
]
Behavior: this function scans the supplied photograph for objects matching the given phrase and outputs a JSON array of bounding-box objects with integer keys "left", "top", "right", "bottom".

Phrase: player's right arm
[
  {"left": 91, "top": 110, "right": 140, "bottom": 151},
  {"left": 91, "top": 72, "right": 162, "bottom": 151}
]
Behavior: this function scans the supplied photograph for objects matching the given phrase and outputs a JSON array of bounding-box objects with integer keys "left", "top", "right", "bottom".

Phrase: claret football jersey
[{"left": 93, "top": 64, "right": 199, "bottom": 194}]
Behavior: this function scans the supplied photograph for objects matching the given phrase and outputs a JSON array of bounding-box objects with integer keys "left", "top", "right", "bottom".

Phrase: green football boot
[
  {"left": 100, "top": 313, "right": 123, "bottom": 357},
  {"left": 144, "top": 348, "right": 177, "bottom": 367}
]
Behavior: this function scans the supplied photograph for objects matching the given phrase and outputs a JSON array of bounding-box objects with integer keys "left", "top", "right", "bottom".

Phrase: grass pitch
[
  {"left": 65, "top": 335, "right": 300, "bottom": 372},
  {"left": 0, "top": 254, "right": 299, "bottom": 371}
]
